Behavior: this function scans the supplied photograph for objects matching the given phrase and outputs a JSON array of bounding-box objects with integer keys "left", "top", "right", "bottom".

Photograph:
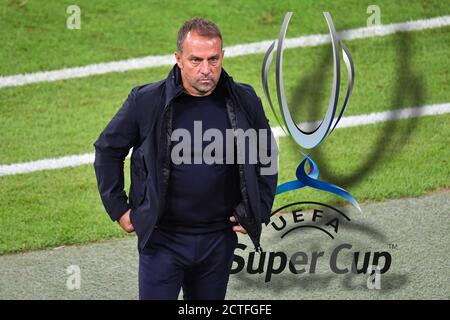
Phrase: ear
[{"left": 175, "top": 51, "right": 183, "bottom": 69}]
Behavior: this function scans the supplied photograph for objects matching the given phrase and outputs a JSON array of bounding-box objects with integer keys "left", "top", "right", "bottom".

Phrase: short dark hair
[{"left": 177, "top": 17, "right": 222, "bottom": 53}]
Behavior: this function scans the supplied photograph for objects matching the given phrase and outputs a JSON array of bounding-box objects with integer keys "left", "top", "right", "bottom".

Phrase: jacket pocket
[{"left": 130, "top": 149, "right": 148, "bottom": 208}]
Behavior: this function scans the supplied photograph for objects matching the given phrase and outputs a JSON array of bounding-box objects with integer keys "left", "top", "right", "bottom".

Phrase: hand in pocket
[{"left": 118, "top": 209, "right": 135, "bottom": 233}]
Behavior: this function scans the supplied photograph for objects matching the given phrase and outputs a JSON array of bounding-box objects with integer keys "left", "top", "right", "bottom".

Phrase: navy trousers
[{"left": 138, "top": 227, "right": 238, "bottom": 300}]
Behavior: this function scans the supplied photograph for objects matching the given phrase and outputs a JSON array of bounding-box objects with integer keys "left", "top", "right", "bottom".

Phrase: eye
[{"left": 191, "top": 58, "right": 201, "bottom": 64}]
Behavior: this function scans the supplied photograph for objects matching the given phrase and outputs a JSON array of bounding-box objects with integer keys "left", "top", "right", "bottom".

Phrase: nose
[{"left": 199, "top": 60, "right": 211, "bottom": 77}]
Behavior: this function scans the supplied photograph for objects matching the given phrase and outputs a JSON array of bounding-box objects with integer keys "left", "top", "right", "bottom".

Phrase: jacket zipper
[
  {"left": 141, "top": 87, "right": 183, "bottom": 250},
  {"left": 225, "top": 97, "right": 263, "bottom": 254},
  {"left": 155, "top": 89, "right": 184, "bottom": 227}
]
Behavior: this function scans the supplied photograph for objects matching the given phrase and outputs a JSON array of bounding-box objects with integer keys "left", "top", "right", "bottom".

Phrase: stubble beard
[{"left": 188, "top": 76, "right": 218, "bottom": 96}]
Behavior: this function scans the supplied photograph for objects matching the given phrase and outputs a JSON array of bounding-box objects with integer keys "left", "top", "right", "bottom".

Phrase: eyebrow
[{"left": 189, "top": 54, "right": 220, "bottom": 60}]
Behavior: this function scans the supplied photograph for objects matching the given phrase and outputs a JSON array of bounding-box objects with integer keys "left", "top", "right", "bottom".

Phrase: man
[{"left": 94, "top": 18, "right": 277, "bottom": 300}]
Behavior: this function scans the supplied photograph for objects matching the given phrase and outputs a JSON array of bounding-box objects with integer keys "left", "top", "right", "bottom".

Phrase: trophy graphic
[{"left": 262, "top": 12, "right": 361, "bottom": 211}]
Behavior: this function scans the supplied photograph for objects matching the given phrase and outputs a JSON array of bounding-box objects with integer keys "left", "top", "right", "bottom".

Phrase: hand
[
  {"left": 118, "top": 209, "right": 135, "bottom": 233},
  {"left": 229, "top": 216, "right": 247, "bottom": 234}
]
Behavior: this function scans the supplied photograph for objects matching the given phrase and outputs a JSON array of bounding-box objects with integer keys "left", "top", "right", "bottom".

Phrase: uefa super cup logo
[{"left": 263, "top": 12, "right": 360, "bottom": 211}]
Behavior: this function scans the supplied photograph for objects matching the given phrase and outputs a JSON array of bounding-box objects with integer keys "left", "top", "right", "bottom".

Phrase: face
[{"left": 175, "top": 31, "right": 224, "bottom": 96}]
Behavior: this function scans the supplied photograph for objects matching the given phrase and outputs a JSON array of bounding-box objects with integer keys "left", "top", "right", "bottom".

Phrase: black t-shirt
[{"left": 158, "top": 83, "right": 241, "bottom": 233}]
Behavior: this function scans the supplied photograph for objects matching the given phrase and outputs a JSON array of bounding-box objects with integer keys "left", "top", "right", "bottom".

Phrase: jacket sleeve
[
  {"left": 93, "top": 88, "right": 139, "bottom": 221},
  {"left": 255, "top": 97, "right": 278, "bottom": 225}
]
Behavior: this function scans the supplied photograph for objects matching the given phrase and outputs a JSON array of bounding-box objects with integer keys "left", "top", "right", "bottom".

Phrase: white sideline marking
[
  {"left": 1, "top": 15, "right": 449, "bottom": 89},
  {"left": 0, "top": 153, "right": 96, "bottom": 176},
  {"left": 1, "top": 103, "right": 449, "bottom": 177},
  {"left": 271, "top": 103, "right": 450, "bottom": 138}
]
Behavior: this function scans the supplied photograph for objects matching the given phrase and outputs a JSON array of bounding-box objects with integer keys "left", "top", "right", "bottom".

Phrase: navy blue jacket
[{"left": 93, "top": 65, "right": 277, "bottom": 252}]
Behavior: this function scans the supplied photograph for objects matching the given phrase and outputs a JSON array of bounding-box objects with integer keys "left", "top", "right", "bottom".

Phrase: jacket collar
[{"left": 164, "top": 64, "right": 233, "bottom": 107}]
